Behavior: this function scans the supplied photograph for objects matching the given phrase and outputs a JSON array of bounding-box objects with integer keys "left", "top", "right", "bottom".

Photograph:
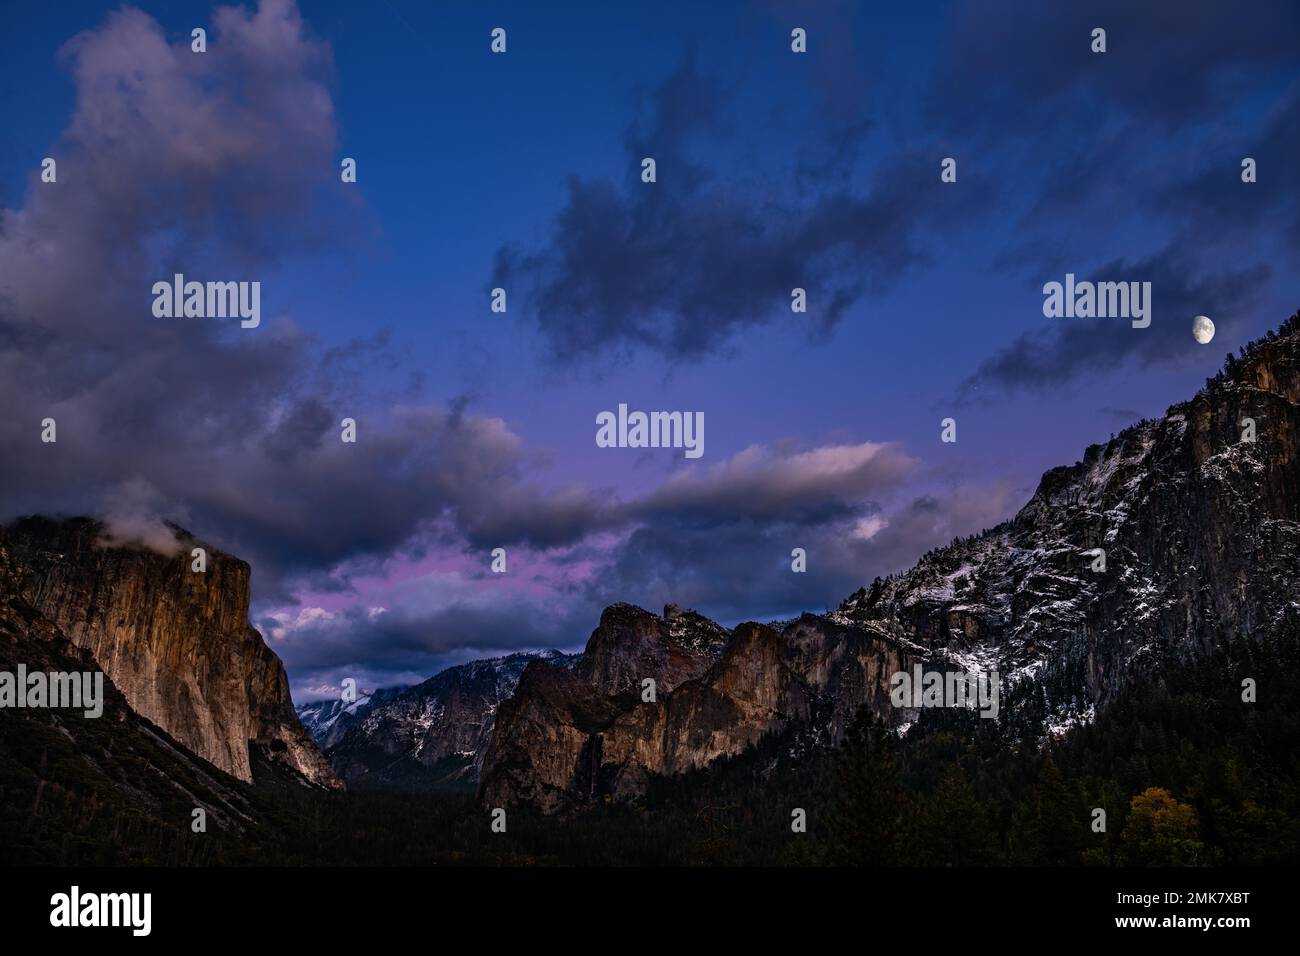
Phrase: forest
[{"left": 6, "top": 618, "right": 1295, "bottom": 867}]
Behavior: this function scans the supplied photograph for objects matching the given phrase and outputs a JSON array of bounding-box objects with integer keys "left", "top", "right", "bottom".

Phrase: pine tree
[
  {"left": 826, "top": 709, "right": 907, "bottom": 865},
  {"left": 1036, "top": 753, "right": 1081, "bottom": 864},
  {"left": 912, "top": 764, "right": 998, "bottom": 865}
]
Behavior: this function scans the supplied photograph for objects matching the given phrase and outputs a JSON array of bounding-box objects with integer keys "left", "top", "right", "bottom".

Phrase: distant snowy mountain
[
  {"left": 296, "top": 687, "right": 405, "bottom": 751},
  {"left": 322, "top": 650, "right": 578, "bottom": 787}
]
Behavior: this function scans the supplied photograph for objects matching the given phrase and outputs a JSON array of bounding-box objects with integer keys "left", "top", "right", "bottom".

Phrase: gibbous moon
[{"left": 1192, "top": 315, "right": 1215, "bottom": 345}]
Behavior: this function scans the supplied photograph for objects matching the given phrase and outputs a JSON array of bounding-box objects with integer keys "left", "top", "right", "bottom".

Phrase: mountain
[
  {"left": 296, "top": 687, "right": 404, "bottom": 750},
  {"left": 577, "top": 603, "right": 730, "bottom": 700},
  {"left": 480, "top": 609, "right": 904, "bottom": 813},
  {"left": 0, "top": 526, "right": 300, "bottom": 863},
  {"left": 323, "top": 649, "right": 579, "bottom": 787},
  {"left": 312, "top": 601, "right": 731, "bottom": 791},
  {"left": 480, "top": 314, "right": 1300, "bottom": 813},
  {"left": 3, "top": 516, "right": 338, "bottom": 789},
  {"left": 829, "top": 313, "right": 1300, "bottom": 709}
]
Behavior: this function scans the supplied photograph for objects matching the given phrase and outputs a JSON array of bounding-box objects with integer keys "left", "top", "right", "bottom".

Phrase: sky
[{"left": 1, "top": 0, "right": 1297, "bottom": 700}]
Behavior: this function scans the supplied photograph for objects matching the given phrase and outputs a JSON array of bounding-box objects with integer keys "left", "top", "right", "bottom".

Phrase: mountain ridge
[
  {"left": 322, "top": 649, "right": 579, "bottom": 787},
  {"left": 479, "top": 312, "right": 1300, "bottom": 812}
]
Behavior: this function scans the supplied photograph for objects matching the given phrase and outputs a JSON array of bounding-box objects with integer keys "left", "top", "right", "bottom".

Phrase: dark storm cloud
[
  {"left": 586, "top": 481, "right": 1016, "bottom": 625},
  {"left": 264, "top": 595, "right": 593, "bottom": 695},
  {"left": 0, "top": 1, "right": 612, "bottom": 599},
  {"left": 930, "top": 0, "right": 1299, "bottom": 394},
  {"left": 959, "top": 248, "right": 1270, "bottom": 396},
  {"left": 930, "top": 0, "right": 1300, "bottom": 135},
  {"left": 491, "top": 52, "right": 987, "bottom": 363}
]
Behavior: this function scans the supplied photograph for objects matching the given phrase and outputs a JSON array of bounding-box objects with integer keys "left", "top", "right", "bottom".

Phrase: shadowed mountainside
[{"left": 480, "top": 314, "right": 1300, "bottom": 812}]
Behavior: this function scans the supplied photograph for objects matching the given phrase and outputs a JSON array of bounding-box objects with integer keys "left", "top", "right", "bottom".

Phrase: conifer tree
[
  {"left": 826, "top": 709, "right": 907, "bottom": 865},
  {"left": 1036, "top": 753, "right": 1081, "bottom": 864}
]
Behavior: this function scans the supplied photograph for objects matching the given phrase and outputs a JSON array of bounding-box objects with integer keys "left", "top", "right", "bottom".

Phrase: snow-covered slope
[
  {"left": 295, "top": 687, "right": 404, "bottom": 751},
  {"left": 324, "top": 650, "right": 578, "bottom": 786},
  {"left": 480, "top": 316, "right": 1300, "bottom": 811},
  {"left": 834, "top": 325, "right": 1300, "bottom": 714}
]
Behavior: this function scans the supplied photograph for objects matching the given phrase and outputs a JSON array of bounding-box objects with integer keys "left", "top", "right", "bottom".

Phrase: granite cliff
[
  {"left": 0, "top": 527, "right": 298, "bottom": 863},
  {"left": 4, "top": 517, "right": 337, "bottom": 789}
]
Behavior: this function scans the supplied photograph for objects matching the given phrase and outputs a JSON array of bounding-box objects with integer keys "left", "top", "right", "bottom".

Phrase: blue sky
[{"left": 2, "top": 0, "right": 1297, "bottom": 698}]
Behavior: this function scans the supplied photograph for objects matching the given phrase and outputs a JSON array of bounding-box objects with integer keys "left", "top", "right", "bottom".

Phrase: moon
[{"left": 1193, "top": 315, "right": 1215, "bottom": 345}]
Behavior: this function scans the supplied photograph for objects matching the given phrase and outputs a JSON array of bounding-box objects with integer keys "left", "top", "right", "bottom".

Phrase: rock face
[
  {"left": 324, "top": 650, "right": 577, "bottom": 787},
  {"left": 476, "top": 662, "right": 623, "bottom": 811},
  {"left": 577, "top": 603, "right": 729, "bottom": 700},
  {"left": 832, "top": 317, "right": 1300, "bottom": 711},
  {"left": 479, "top": 609, "right": 908, "bottom": 813},
  {"left": 0, "top": 529, "right": 287, "bottom": 863},
  {"left": 4, "top": 517, "right": 338, "bottom": 789},
  {"left": 319, "top": 603, "right": 729, "bottom": 791},
  {"left": 477, "top": 604, "right": 740, "bottom": 810},
  {"left": 481, "top": 316, "right": 1300, "bottom": 812}
]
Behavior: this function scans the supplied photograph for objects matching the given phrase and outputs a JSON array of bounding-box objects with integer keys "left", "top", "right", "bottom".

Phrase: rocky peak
[
  {"left": 0, "top": 528, "right": 296, "bottom": 861},
  {"left": 575, "top": 601, "right": 729, "bottom": 699},
  {"left": 323, "top": 649, "right": 578, "bottom": 787},
  {"left": 479, "top": 660, "right": 623, "bottom": 813},
  {"left": 837, "top": 317, "right": 1300, "bottom": 704},
  {"left": 4, "top": 516, "right": 338, "bottom": 789},
  {"left": 297, "top": 686, "right": 408, "bottom": 751},
  {"left": 479, "top": 604, "right": 913, "bottom": 812}
]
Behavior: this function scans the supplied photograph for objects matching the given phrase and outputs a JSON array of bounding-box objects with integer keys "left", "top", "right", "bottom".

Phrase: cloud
[
  {"left": 930, "top": 0, "right": 1300, "bottom": 135},
  {"left": 0, "top": 2, "right": 602, "bottom": 599},
  {"left": 584, "top": 478, "right": 1018, "bottom": 625},
  {"left": 635, "top": 440, "right": 916, "bottom": 522},
  {"left": 490, "top": 52, "right": 986, "bottom": 364},
  {"left": 923, "top": 0, "right": 1299, "bottom": 395},
  {"left": 95, "top": 478, "right": 189, "bottom": 556},
  {"left": 263, "top": 578, "right": 595, "bottom": 696},
  {"left": 0, "top": 2, "right": 339, "bottom": 583},
  {"left": 554, "top": 438, "right": 1008, "bottom": 624},
  {"left": 959, "top": 247, "right": 1270, "bottom": 396}
]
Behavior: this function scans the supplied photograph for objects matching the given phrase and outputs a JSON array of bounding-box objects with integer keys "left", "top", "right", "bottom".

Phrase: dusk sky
[{"left": 2, "top": 0, "right": 1297, "bottom": 700}]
